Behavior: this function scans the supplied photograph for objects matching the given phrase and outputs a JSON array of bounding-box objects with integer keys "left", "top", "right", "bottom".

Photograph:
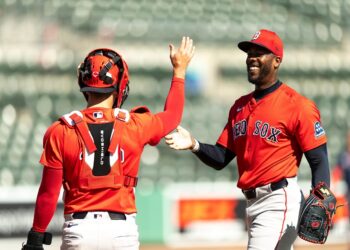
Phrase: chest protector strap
[
  {"left": 109, "top": 108, "right": 130, "bottom": 154},
  {"left": 108, "top": 108, "right": 138, "bottom": 187},
  {"left": 69, "top": 113, "right": 97, "bottom": 154}
]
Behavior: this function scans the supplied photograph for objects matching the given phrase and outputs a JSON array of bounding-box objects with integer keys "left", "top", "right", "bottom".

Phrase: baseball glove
[{"left": 298, "top": 182, "right": 337, "bottom": 244}]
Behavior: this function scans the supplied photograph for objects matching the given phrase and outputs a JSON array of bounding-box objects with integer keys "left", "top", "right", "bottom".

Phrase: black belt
[
  {"left": 72, "top": 211, "right": 126, "bottom": 220},
  {"left": 242, "top": 178, "right": 288, "bottom": 200}
]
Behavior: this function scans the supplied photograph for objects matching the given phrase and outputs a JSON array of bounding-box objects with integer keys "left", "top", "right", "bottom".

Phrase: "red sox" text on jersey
[{"left": 233, "top": 119, "right": 281, "bottom": 143}]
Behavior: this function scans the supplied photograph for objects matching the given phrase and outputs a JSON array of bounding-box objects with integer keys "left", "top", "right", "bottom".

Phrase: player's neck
[
  {"left": 255, "top": 78, "right": 278, "bottom": 90},
  {"left": 87, "top": 94, "right": 115, "bottom": 109}
]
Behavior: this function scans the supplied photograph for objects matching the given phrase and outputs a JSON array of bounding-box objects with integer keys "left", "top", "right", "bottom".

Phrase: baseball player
[
  {"left": 22, "top": 37, "right": 195, "bottom": 250},
  {"left": 165, "top": 29, "right": 330, "bottom": 249}
]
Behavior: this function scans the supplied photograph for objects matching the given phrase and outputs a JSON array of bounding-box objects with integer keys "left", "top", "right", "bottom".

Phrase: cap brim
[
  {"left": 238, "top": 41, "right": 273, "bottom": 54},
  {"left": 80, "top": 87, "right": 116, "bottom": 93}
]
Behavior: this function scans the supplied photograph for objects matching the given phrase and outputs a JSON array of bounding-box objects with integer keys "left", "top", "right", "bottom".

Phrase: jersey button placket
[
  {"left": 244, "top": 113, "right": 253, "bottom": 160},
  {"left": 245, "top": 111, "right": 256, "bottom": 163}
]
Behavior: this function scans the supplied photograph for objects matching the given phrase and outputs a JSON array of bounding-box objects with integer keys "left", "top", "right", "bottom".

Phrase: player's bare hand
[
  {"left": 169, "top": 37, "right": 195, "bottom": 79},
  {"left": 165, "top": 126, "right": 195, "bottom": 150}
]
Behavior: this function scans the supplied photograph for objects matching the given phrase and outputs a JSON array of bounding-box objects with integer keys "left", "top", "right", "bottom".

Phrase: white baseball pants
[
  {"left": 61, "top": 212, "right": 139, "bottom": 250},
  {"left": 245, "top": 177, "right": 304, "bottom": 250}
]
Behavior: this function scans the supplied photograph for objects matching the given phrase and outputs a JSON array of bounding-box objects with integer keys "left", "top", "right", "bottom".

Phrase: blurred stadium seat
[{"left": 0, "top": 0, "right": 349, "bottom": 187}]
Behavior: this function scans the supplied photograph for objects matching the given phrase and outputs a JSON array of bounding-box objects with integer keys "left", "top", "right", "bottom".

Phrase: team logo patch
[
  {"left": 314, "top": 122, "right": 325, "bottom": 138},
  {"left": 252, "top": 31, "right": 261, "bottom": 40}
]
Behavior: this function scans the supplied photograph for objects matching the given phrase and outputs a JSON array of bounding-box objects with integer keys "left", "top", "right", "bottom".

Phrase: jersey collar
[{"left": 253, "top": 80, "right": 282, "bottom": 101}]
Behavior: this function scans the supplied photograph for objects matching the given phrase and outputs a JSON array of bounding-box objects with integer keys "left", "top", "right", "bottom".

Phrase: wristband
[{"left": 191, "top": 138, "right": 200, "bottom": 152}]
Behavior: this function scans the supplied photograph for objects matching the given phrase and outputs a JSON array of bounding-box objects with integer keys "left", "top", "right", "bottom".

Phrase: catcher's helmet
[{"left": 78, "top": 48, "right": 129, "bottom": 108}]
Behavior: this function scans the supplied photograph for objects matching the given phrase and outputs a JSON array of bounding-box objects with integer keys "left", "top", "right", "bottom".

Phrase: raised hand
[
  {"left": 169, "top": 37, "right": 195, "bottom": 79},
  {"left": 165, "top": 126, "right": 195, "bottom": 150}
]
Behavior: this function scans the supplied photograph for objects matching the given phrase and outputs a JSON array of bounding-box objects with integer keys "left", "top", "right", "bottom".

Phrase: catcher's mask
[{"left": 78, "top": 48, "right": 130, "bottom": 108}]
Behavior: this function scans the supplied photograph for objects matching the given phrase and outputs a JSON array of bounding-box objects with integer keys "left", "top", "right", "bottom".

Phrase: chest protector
[{"left": 60, "top": 108, "right": 137, "bottom": 191}]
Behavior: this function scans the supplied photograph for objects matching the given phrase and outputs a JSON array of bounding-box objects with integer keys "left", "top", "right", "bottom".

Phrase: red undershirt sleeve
[
  {"left": 32, "top": 167, "right": 63, "bottom": 233},
  {"left": 155, "top": 77, "right": 185, "bottom": 136}
]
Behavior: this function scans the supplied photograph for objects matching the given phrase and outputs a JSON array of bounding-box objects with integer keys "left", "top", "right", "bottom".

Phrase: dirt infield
[
  {"left": 2, "top": 240, "right": 348, "bottom": 250},
  {"left": 2, "top": 238, "right": 347, "bottom": 249}
]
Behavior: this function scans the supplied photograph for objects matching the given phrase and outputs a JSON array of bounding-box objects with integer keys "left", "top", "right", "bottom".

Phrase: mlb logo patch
[
  {"left": 93, "top": 112, "right": 103, "bottom": 119},
  {"left": 314, "top": 121, "right": 325, "bottom": 138},
  {"left": 94, "top": 214, "right": 103, "bottom": 219}
]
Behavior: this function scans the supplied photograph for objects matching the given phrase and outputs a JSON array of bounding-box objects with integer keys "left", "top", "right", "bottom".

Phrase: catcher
[
  {"left": 165, "top": 29, "right": 337, "bottom": 248},
  {"left": 22, "top": 37, "right": 195, "bottom": 250}
]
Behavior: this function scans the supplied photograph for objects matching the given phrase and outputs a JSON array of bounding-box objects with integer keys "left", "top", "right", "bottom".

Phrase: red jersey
[
  {"left": 217, "top": 83, "right": 327, "bottom": 189},
  {"left": 40, "top": 107, "right": 167, "bottom": 214}
]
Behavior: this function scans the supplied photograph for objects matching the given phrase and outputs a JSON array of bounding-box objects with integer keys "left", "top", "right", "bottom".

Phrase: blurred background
[{"left": 0, "top": 0, "right": 349, "bottom": 249}]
